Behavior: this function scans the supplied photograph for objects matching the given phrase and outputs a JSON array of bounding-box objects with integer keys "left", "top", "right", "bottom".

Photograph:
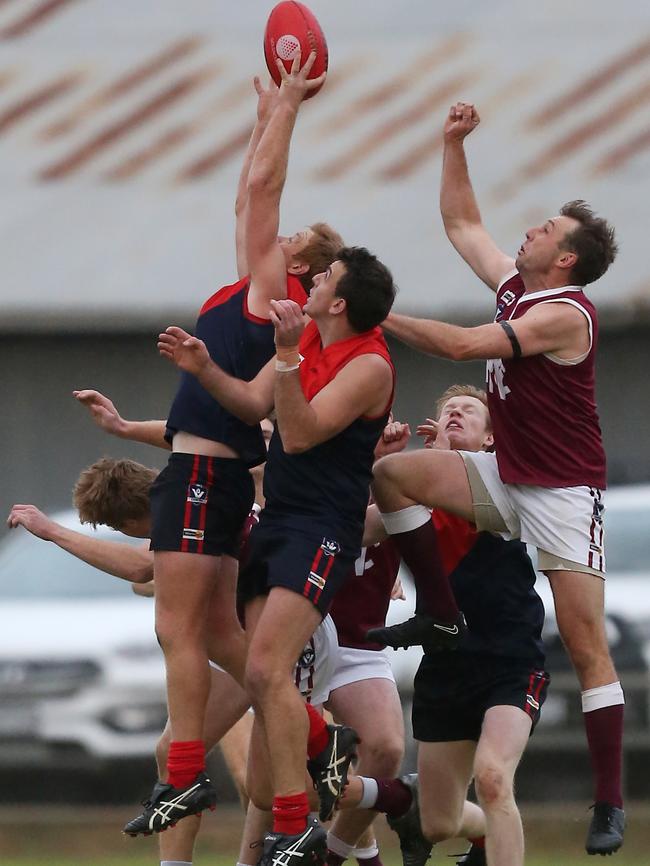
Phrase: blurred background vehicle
[{"left": 0, "top": 511, "right": 166, "bottom": 774}]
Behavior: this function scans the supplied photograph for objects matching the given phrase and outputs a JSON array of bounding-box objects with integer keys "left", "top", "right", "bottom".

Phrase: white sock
[
  {"left": 327, "top": 832, "right": 355, "bottom": 858},
  {"left": 161, "top": 861, "right": 192, "bottom": 866},
  {"left": 381, "top": 504, "right": 431, "bottom": 535},
  {"left": 357, "top": 776, "right": 379, "bottom": 810},
  {"left": 581, "top": 681, "right": 625, "bottom": 712},
  {"left": 353, "top": 843, "right": 380, "bottom": 859}
]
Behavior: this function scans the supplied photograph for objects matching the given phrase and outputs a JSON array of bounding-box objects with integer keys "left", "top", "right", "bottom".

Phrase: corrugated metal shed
[{"left": 1, "top": 0, "right": 649, "bottom": 329}]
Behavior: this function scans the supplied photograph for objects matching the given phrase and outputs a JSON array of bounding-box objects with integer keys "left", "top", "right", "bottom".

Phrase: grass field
[{"left": 2, "top": 804, "right": 649, "bottom": 866}]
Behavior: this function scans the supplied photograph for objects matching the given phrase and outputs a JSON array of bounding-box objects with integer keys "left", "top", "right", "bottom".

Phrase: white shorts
[
  {"left": 327, "top": 646, "right": 395, "bottom": 693},
  {"left": 295, "top": 614, "right": 339, "bottom": 706},
  {"left": 459, "top": 449, "right": 605, "bottom": 576}
]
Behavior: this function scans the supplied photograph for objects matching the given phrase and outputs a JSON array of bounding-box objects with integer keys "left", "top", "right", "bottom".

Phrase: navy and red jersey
[
  {"left": 262, "top": 321, "right": 395, "bottom": 543},
  {"left": 432, "top": 510, "right": 545, "bottom": 664},
  {"left": 487, "top": 271, "right": 606, "bottom": 489},
  {"left": 330, "top": 540, "right": 401, "bottom": 651},
  {"left": 166, "top": 275, "right": 307, "bottom": 467}
]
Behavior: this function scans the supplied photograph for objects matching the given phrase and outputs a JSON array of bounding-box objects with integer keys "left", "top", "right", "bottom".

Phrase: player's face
[
  {"left": 438, "top": 396, "right": 493, "bottom": 451},
  {"left": 278, "top": 227, "right": 314, "bottom": 271},
  {"left": 515, "top": 215, "right": 579, "bottom": 275},
  {"left": 302, "top": 260, "right": 346, "bottom": 319}
]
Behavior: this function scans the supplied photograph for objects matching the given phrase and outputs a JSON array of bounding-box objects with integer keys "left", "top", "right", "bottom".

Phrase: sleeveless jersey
[
  {"left": 330, "top": 539, "right": 401, "bottom": 650},
  {"left": 432, "top": 510, "right": 545, "bottom": 663},
  {"left": 486, "top": 271, "right": 606, "bottom": 488},
  {"left": 166, "top": 275, "right": 307, "bottom": 467},
  {"left": 263, "top": 321, "right": 395, "bottom": 543}
]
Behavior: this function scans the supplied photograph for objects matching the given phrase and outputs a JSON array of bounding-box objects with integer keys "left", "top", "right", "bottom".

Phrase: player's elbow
[{"left": 247, "top": 162, "right": 279, "bottom": 198}]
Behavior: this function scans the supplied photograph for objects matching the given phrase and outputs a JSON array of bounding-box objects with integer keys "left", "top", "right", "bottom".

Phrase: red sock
[
  {"left": 167, "top": 740, "right": 205, "bottom": 789},
  {"left": 306, "top": 702, "right": 329, "bottom": 758},
  {"left": 373, "top": 778, "right": 412, "bottom": 819},
  {"left": 584, "top": 704, "right": 624, "bottom": 807},
  {"left": 468, "top": 837, "right": 486, "bottom": 849},
  {"left": 272, "top": 791, "right": 310, "bottom": 835},
  {"left": 392, "top": 522, "right": 459, "bottom": 622}
]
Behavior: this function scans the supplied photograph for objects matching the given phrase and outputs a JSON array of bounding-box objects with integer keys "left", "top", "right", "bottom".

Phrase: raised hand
[
  {"left": 269, "top": 298, "right": 307, "bottom": 349},
  {"left": 73, "top": 389, "right": 126, "bottom": 437},
  {"left": 7, "top": 504, "right": 58, "bottom": 540},
  {"left": 374, "top": 419, "right": 411, "bottom": 460},
  {"left": 254, "top": 75, "right": 280, "bottom": 123},
  {"left": 276, "top": 50, "right": 326, "bottom": 107},
  {"left": 416, "top": 417, "right": 452, "bottom": 450},
  {"left": 443, "top": 102, "right": 480, "bottom": 143},
  {"left": 158, "top": 326, "right": 211, "bottom": 377}
]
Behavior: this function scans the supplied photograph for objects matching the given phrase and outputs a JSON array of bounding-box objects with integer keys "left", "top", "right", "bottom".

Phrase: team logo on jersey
[
  {"left": 307, "top": 571, "right": 326, "bottom": 590},
  {"left": 182, "top": 528, "right": 205, "bottom": 541},
  {"left": 526, "top": 694, "right": 540, "bottom": 712},
  {"left": 299, "top": 644, "right": 316, "bottom": 668},
  {"left": 187, "top": 483, "right": 208, "bottom": 505},
  {"left": 321, "top": 538, "right": 340, "bottom": 557}
]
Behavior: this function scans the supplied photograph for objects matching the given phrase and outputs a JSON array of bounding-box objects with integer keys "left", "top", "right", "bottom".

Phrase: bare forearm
[
  {"left": 274, "top": 370, "right": 318, "bottom": 454},
  {"left": 47, "top": 525, "right": 153, "bottom": 584},
  {"left": 247, "top": 103, "right": 298, "bottom": 197},
  {"left": 384, "top": 313, "right": 466, "bottom": 360},
  {"left": 440, "top": 140, "right": 482, "bottom": 232},
  {"left": 235, "top": 119, "right": 268, "bottom": 215},
  {"left": 120, "top": 420, "right": 170, "bottom": 450},
  {"left": 197, "top": 362, "right": 267, "bottom": 425}
]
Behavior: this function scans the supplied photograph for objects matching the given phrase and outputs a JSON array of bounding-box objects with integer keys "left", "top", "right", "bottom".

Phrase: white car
[{"left": 0, "top": 511, "right": 166, "bottom": 768}]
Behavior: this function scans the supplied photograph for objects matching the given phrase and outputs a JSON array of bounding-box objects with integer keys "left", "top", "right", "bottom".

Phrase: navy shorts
[
  {"left": 150, "top": 453, "right": 254, "bottom": 557},
  {"left": 237, "top": 515, "right": 358, "bottom": 617},
  {"left": 412, "top": 652, "right": 550, "bottom": 743}
]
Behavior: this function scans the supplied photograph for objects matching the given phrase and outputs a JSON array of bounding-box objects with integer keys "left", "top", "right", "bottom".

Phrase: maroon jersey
[
  {"left": 487, "top": 272, "right": 606, "bottom": 489},
  {"left": 329, "top": 540, "right": 401, "bottom": 651}
]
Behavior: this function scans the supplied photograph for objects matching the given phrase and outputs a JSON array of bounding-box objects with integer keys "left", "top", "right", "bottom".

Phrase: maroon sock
[
  {"left": 305, "top": 702, "right": 330, "bottom": 758},
  {"left": 167, "top": 740, "right": 205, "bottom": 789},
  {"left": 584, "top": 704, "right": 624, "bottom": 807},
  {"left": 357, "top": 856, "right": 383, "bottom": 866},
  {"left": 392, "top": 521, "right": 459, "bottom": 622},
  {"left": 468, "top": 837, "right": 486, "bottom": 849},
  {"left": 373, "top": 778, "right": 413, "bottom": 819},
  {"left": 326, "top": 854, "right": 346, "bottom": 866},
  {"left": 272, "top": 792, "right": 310, "bottom": 835}
]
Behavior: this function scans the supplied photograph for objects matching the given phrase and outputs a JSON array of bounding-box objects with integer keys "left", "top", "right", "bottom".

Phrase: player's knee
[
  {"left": 244, "top": 652, "right": 280, "bottom": 703},
  {"left": 372, "top": 453, "right": 400, "bottom": 486},
  {"left": 420, "top": 811, "right": 462, "bottom": 843},
  {"left": 474, "top": 762, "right": 512, "bottom": 809},
  {"left": 357, "top": 732, "right": 403, "bottom": 775}
]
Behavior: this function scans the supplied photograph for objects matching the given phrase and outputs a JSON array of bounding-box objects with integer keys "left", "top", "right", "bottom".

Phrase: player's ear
[
  {"left": 288, "top": 260, "right": 309, "bottom": 276},
  {"left": 330, "top": 295, "right": 346, "bottom": 317},
  {"left": 557, "top": 250, "right": 577, "bottom": 271},
  {"left": 483, "top": 430, "right": 494, "bottom": 450}
]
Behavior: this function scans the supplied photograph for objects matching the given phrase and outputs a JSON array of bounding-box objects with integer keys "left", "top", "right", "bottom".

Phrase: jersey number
[{"left": 486, "top": 357, "right": 511, "bottom": 401}]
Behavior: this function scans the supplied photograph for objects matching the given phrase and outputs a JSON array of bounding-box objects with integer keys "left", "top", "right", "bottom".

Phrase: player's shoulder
[{"left": 199, "top": 275, "right": 249, "bottom": 316}]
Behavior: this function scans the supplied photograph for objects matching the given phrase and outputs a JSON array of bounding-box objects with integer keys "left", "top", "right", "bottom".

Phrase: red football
[{"left": 264, "top": 1, "right": 328, "bottom": 99}]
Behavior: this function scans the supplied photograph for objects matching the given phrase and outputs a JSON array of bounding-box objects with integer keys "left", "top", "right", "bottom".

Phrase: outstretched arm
[
  {"left": 384, "top": 301, "right": 588, "bottom": 361},
  {"left": 235, "top": 77, "right": 280, "bottom": 279},
  {"left": 440, "top": 103, "right": 514, "bottom": 291},
  {"left": 73, "top": 390, "right": 169, "bottom": 450},
  {"left": 246, "top": 52, "right": 326, "bottom": 317},
  {"left": 7, "top": 504, "right": 153, "bottom": 584},
  {"left": 158, "top": 326, "right": 275, "bottom": 425}
]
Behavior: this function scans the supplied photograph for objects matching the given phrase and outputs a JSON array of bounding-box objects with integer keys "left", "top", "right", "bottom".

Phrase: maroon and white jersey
[
  {"left": 329, "top": 539, "right": 401, "bottom": 651},
  {"left": 487, "top": 271, "right": 606, "bottom": 489}
]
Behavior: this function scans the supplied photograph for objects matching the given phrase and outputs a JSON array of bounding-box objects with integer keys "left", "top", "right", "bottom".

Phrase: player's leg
[
  {"left": 245, "top": 588, "right": 322, "bottom": 812},
  {"left": 238, "top": 802, "right": 273, "bottom": 866},
  {"left": 326, "top": 677, "right": 404, "bottom": 864},
  {"left": 220, "top": 711, "right": 254, "bottom": 808},
  {"left": 546, "top": 569, "right": 625, "bottom": 854},
  {"left": 370, "top": 450, "right": 475, "bottom": 646},
  {"left": 472, "top": 705, "right": 533, "bottom": 866},
  {"left": 418, "top": 740, "right": 484, "bottom": 843}
]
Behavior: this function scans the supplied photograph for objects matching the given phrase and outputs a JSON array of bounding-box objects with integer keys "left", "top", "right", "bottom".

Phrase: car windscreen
[
  {"left": 0, "top": 530, "right": 145, "bottom": 599},
  {"left": 604, "top": 505, "right": 649, "bottom": 574}
]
